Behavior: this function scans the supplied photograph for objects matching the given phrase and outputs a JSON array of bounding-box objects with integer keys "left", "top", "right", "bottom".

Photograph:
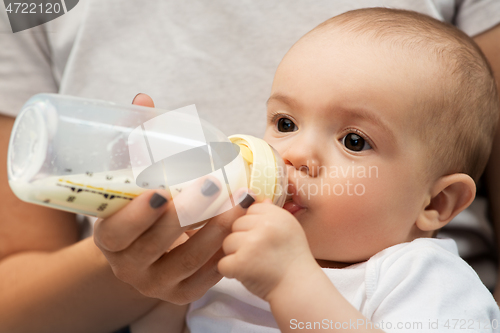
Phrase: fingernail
[
  {"left": 201, "top": 179, "right": 220, "bottom": 196},
  {"left": 132, "top": 93, "right": 144, "bottom": 104},
  {"left": 239, "top": 194, "right": 255, "bottom": 209},
  {"left": 150, "top": 192, "right": 168, "bottom": 209}
]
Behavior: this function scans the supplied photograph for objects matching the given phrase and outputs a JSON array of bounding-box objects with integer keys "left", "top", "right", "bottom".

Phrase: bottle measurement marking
[{"left": 56, "top": 178, "right": 138, "bottom": 201}]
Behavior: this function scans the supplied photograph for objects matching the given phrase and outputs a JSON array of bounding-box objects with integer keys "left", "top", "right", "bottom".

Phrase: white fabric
[{"left": 187, "top": 238, "right": 500, "bottom": 333}]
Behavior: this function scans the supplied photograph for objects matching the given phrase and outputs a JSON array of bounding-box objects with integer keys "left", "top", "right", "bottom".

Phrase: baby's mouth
[
  {"left": 283, "top": 200, "right": 305, "bottom": 215},
  {"left": 283, "top": 182, "right": 306, "bottom": 215}
]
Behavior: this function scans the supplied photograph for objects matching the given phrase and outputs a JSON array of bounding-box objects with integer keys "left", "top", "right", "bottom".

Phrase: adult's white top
[{"left": 1, "top": 0, "right": 500, "bottom": 137}]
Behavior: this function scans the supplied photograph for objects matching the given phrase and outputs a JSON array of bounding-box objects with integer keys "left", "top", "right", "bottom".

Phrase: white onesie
[{"left": 186, "top": 238, "right": 500, "bottom": 333}]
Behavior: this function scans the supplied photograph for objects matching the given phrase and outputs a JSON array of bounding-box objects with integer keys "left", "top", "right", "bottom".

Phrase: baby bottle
[{"left": 7, "top": 94, "right": 287, "bottom": 227}]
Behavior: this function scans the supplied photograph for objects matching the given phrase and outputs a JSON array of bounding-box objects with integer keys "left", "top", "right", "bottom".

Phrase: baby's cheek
[
  {"left": 322, "top": 178, "right": 389, "bottom": 224},
  {"left": 321, "top": 173, "right": 401, "bottom": 235},
  {"left": 307, "top": 175, "right": 380, "bottom": 232},
  {"left": 349, "top": 169, "right": 412, "bottom": 220}
]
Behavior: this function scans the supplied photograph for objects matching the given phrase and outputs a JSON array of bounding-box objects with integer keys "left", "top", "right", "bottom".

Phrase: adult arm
[
  {"left": 1, "top": 91, "right": 250, "bottom": 332},
  {"left": 0, "top": 112, "right": 160, "bottom": 333},
  {"left": 474, "top": 23, "right": 500, "bottom": 304},
  {"left": 0, "top": 13, "right": 164, "bottom": 329}
]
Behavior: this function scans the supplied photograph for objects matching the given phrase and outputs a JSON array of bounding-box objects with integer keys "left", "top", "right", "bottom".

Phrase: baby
[{"left": 132, "top": 8, "right": 500, "bottom": 333}]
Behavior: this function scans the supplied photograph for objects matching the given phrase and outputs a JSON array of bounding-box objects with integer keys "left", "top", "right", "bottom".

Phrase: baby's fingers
[
  {"left": 217, "top": 253, "right": 240, "bottom": 279},
  {"left": 221, "top": 229, "right": 248, "bottom": 255}
]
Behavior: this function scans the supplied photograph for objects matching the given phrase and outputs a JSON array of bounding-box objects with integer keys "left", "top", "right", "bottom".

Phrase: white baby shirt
[{"left": 186, "top": 238, "right": 500, "bottom": 333}]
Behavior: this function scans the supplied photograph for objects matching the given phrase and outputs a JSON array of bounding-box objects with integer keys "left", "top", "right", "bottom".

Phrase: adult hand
[{"left": 94, "top": 93, "right": 256, "bottom": 304}]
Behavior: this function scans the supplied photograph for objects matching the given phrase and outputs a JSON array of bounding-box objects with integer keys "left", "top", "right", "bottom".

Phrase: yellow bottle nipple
[
  {"left": 229, "top": 134, "right": 287, "bottom": 207},
  {"left": 238, "top": 144, "right": 253, "bottom": 164}
]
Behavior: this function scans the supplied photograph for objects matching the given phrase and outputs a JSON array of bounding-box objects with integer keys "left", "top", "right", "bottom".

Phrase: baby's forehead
[
  {"left": 302, "top": 12, "right": 462, "bottom": 70},
  {"left": 297, "top": 24, "right": 448, "bottom": 81},
  {"left": 302, "top": 30, "right": 450, "bottom": 105},
  {"left": 307, "top": 23, "right": 445, "bottom": 64}
]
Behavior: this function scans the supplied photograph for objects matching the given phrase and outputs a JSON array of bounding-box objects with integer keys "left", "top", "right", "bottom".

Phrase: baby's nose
[
  {"left": 285, "top": 158, "right": 321, "bottom": 177},
  {"left": 302, "top": 161, "right": 321, "bottom": 177},
  {"left": 280, "top": 131, "right": 322, "bottom": 177}
]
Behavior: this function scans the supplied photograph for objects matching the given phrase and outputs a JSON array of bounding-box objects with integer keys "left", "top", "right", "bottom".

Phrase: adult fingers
[
  {"left": 94, "top": 92, "right": 160, "bottom": 251},
  {"left": 167, "top": 233, "right": 190, "bottom": 252},
  {"left": 163, "top": 248, "right": 226, "bottom": 304},
  {"left": 96, "top": 93, "right": 161, "bottom": 251},
  {"left": 94, "top": 189, "right": 170, "bottom": 252},
  {"left": 149, "top": 189, "right": 255, "bottom": 284},
  {"left": 132, "top": 93, "right": 155, "bottom": 107},
  {"left": 116, "top": 176, "right": 223, "bottom": 269}
]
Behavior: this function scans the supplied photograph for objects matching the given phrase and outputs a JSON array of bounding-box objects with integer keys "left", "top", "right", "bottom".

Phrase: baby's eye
[
  {"left": 277, "top": 118, "right": 297, "bottom": 132},
  {"left": 343, "top": 133, "right": 372, "bottom": 152}
]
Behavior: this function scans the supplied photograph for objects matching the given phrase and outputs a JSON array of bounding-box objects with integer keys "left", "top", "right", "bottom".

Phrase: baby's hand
[{"left": 218, "top": 199, "right": 315, "bottom": 301}]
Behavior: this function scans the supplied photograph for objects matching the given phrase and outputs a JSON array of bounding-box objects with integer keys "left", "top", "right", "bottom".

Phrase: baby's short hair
[{"left": 310, "top": 8, "right": 499, "bottom": 182}]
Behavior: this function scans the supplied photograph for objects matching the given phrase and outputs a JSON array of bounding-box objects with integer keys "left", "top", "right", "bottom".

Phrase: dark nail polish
[
  {"left": 201, "top": 179, "right": 220, "bottom": 196},
  {"left": 149, "top": 192, "right": 167, "bottom": 209},
  {"left": 132, "top": 93, "right": 144, "bottom": 104},
  {"left": 239, "top": 194, "right": 255, "bottom": 209}
]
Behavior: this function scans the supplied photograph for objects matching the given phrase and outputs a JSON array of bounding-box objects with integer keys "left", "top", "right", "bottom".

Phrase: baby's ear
[{"left": 416, "top": 174, "right": 476, "bottom": 232}]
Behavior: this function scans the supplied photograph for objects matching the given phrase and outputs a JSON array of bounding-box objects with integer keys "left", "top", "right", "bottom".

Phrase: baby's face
[{"left": 263, "top": 31, "right": 440, "bottom": 265}]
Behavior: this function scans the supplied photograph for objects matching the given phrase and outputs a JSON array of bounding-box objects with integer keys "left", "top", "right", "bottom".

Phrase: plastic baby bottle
[{"left": 7, "top": 94, "right": 287, "bottom": 227}]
